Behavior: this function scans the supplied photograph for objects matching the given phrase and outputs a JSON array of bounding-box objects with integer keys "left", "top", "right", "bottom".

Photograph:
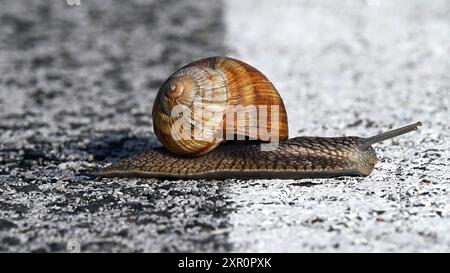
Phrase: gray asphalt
[{"left": 0, "top": 0, "right": 449, "bottom": 252}]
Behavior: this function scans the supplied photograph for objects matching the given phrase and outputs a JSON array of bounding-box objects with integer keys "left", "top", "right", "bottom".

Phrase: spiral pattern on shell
[{"left": 152, "top": 57, "right": 289, "bottom": 156}]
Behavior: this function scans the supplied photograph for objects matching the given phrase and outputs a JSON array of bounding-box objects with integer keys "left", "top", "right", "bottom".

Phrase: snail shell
[{"left": 152, "top": 57, "right": 289, "bottom": 156}]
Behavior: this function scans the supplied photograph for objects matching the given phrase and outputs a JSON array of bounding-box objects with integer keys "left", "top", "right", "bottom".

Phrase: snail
[{"left": 97, "top": 56, "right": 422, "bottom": 180}]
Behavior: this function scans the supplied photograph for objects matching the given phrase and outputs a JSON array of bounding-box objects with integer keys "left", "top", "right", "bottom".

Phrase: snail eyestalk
[{"left": 360, "top": 121, "right": 422, "bottom": 149}]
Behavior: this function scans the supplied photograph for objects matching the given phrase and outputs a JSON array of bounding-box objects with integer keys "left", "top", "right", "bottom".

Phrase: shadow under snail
[{"left": 97, "top": 56, "right": 422, "bottom": 180}]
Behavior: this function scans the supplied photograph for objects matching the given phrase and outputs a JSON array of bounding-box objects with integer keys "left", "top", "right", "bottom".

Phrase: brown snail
[{"left": 97, "top": 56, "right": 422, "bottom": 180}]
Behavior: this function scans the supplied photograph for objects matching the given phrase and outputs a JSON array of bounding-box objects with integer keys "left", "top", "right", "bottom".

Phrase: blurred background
[{"left": 0, "top": 0, "right": 449, "bottom": 252}]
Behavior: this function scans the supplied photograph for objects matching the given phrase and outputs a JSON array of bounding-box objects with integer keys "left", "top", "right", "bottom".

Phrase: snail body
[
  {"left": 97, "top": 57, "right": 421, "bottom": 180},
  {"left": 98, "top": 136, "right": 378, "bottom": 180}
]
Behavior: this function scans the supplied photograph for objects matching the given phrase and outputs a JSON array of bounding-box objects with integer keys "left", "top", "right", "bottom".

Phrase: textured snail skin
[{"left": 97, "top": 136, "right": 379, "bottom": 180}]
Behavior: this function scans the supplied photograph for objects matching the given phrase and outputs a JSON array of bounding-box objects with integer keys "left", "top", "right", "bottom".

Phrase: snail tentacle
[{"left": 360, "top": 121, "right": 422, "bottom": 149}]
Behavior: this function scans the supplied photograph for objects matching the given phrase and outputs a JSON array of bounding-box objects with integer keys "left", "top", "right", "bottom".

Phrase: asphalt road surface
[{"left": 0, "top": 0, "right": 449, "bottom": 252}]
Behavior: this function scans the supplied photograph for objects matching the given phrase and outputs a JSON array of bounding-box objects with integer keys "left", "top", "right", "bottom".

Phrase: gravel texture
[{"left": 0, "top": 0, "right": 449, "bottom": 252}]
